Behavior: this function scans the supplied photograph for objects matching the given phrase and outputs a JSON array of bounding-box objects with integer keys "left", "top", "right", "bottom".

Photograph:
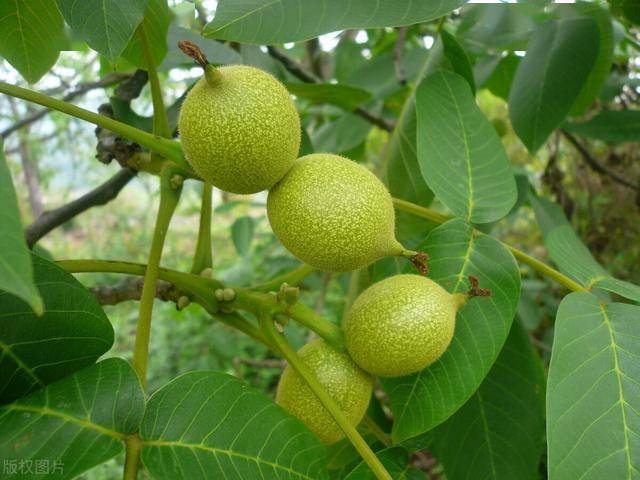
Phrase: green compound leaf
[
  {"left": 457, "top": 3, "right": 537, "bottom": 52},
  {"left": 483, "top": 54, "right": 520, "bottom": 101},
  {"left": 285, "top": 82, "right": 372, "bottom": 112},
  {"left": 0, "top": 0, "right": 65, "bottom": 83},
  {"left": 0, "top": 358, "right": 144, "bottom": 480},
  {"left": 564, "top": 110, "right": 640, "bottom": 143},
  {"left": 204, "top": 0, "right": 465, "bottom": 44},
  {"left": 122, "top": 0, "right": 171, "bottom": 69},
  {"left": 383, "top": 219, "right": 521, "bottom": 444},
  {"left": 416, "top": 70, "right": 517, "bottom": 223},
  {"left": 557, "top": 3, "right": 614, "bottom": 116},
  {"left": 312, "top": 113, "right": 371, "bottom": 154},
  {"left": 0, "top": 141, "right": 43, "bottom": 315},
  {"left": 386, "top": 31, "right": 473, "bottom": 247},
  {"left": 547, "top": 292, "right": 640, "bottom": 479},
  {"left": 0, "top": 255, "right": 113, "bottom": 405},
  {"left": 431, "top": 320, "right": 545, "bottom": 480},
  {"left": 531, "top": 194, "right": 640, "bottom": 303},
  {"left": 231, "top": 216, "right": 256, "bottom": 256},
  {"left": 140, "top": 371, "right": 329, "bottom": 479},
  {"left": 57, "top": 0, "right": 148, "bottom": 62},
  {"left": 509, "top": 16, "right": 600, "bottom": 153}
]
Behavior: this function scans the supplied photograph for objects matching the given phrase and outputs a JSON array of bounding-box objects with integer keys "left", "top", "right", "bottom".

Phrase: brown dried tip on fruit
[
  {"left": 409, "top": 252, "right": 430, "bottom": 276},
  {"left": 177, "top": 40, "right": 208, "bottom": 68}
]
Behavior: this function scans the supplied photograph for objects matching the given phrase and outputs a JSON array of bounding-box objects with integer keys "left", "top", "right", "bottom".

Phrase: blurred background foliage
[{"left": 0, "top": 1, "right": 638, "bottom": 477}]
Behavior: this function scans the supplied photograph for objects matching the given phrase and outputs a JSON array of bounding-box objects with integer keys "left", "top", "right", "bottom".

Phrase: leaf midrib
[
  {"left": 143, "top": 439, "right": 316, "bottom": 480},
  {"left": 3, "top": 404, "right": 125, "bottom": 440},
  {"left": 600, "top": 302, "right": 634, "bottom": 479},
  {"left": 0, "top": 339, "right": 43, "bottom": 388}
]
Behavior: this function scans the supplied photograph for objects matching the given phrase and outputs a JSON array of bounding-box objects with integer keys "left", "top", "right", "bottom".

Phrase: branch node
[
  {"left": 222, "top": 288, "right": 236, "bottom": 302},
  {"left": 277, "top": 283, "right": 300, "bottom": 306},
  {"left": 170, "top": 174, "right": 184, "bottom": 189},
  {"left": 177, "top": 295, "right": 191, "bottom": 310}
]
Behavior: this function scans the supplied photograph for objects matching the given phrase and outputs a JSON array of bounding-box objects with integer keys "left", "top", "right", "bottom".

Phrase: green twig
[
  {"left": 211, "top": 311, "right": 275, "bottom": 351},
  {"left": 123, "top": 435, "right": 143, "bottom": 480},
  {"left": 391, "top": 197, "right": 588, "bottom": 292},
  {"left": 138, "top": 24, "right": 171, "bottom": 139},
  {"left": 260, "top": 315, "right": 392, "bottom": 480},
  {"left": 362, "top": 415, "right": 392, "bottom": 448},
  {"left": 191, "top": 183, "right": 213, "bottom": 274},
  {"left": 233, "top": 289, "right": 346, "bottom": 350},
  {"left": 251, "top": 264, "right": 315, "bottom": 291},
  {"left": 0, "top": 81, "right": 189, "bottom": 170},
  {"left": 132, "top": 169, "right": 182, "bottom": 388},
  {"left": 57, "top": 259, "right": 344, "bottom": 350}
]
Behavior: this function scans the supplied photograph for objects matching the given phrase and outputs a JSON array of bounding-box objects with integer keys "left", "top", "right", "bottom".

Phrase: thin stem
[
  {"left": 251, "top": 264, "right": 315, "bottom": 292},
  {"left": 391, "top": 197, "right": 588, "bottom": 292},
  {"left": 191, "top": 183, "right": 213, "bottom": 274},
  {"left": 392, "top": 198, "right": 450, "bottom": 224},
  {"left": 362, "top": 415, "right": 392, "bottom": 448},
  {"left": 138, "top": 24, "right": 171, "bottom": 139},
  {"left": 57, "top": 259, "right": 337, "bottom": 349},
  {"left": 57, "top": 259, "right": 272, "bottom": 348},
  {"left": 133, "top": 169, "right": 182, "bottom": 388},
  {"left": 233, "top": 289, "right": 346, "bottom": 350},
  {"left": 506, "top": 246, "right": 586, "bottom": 292},
  {"left": 0, "top": 81, "right": 188, "bottom": 170},
  {"left": 211, "top": 311, "right": 275, "bottom": 351},
  {"left": 123, "top": 435, "right": 142, "bottom": 480},
  {"left": 261, "top": 316, "right": 392, "bottom": 480}
]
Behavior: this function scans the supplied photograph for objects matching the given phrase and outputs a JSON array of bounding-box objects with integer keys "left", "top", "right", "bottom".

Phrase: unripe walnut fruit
[
  {"left": 267, "top": 153, "right": 404, "bottom": 272},
  {"left": 178, "top": 65, "right": 300, "bottom": 194},
  {"left": 344, "top": 274, "right": 465, "bottom": 377},
  {"left": 276, "top": 339, "right": 373, "bottom": 444}
]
